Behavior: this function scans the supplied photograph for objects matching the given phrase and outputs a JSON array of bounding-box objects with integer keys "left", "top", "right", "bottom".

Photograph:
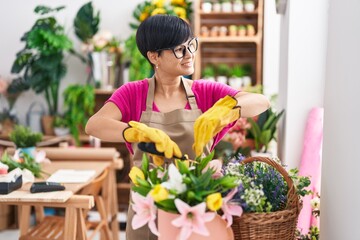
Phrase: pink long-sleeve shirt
[{"left": 107, "top": 79, "right": 239, "bottom": 154}]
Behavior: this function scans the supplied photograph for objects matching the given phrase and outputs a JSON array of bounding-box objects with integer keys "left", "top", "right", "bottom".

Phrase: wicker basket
[{"left": 231, "top": 156, "right": 301, "bottom": 240}]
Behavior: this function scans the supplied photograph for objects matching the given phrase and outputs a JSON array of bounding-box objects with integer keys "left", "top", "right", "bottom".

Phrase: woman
[{"left": 85, "top": 15, "right": 269, "bottom": 240}]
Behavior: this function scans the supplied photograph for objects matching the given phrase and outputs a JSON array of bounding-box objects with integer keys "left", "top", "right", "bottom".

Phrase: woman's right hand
[{"left": 123, "top": 121, "right": 182, "bottom": 159}]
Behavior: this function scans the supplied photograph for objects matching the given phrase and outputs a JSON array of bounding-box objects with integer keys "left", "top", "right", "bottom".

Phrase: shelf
[
  {"left": 94, "top": 89, "right": 115, "bottom": 95},
  {"left": 200, "top": 11, "right": 258, "bottom": 16},
  {"left": 200, "top": 36, "right": 260, "bottom": 43}
]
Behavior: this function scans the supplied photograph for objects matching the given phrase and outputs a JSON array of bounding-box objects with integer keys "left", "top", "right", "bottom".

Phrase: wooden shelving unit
[{"left": 193, "top": 0, "right": 264, "bottom": 86}]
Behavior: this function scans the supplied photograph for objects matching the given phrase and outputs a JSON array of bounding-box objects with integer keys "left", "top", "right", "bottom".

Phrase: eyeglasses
[{"left": 156, "top": 38, "right": 198, "bottom": 59}]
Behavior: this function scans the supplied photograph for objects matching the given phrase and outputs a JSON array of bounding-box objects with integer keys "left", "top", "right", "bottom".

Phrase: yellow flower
[
  {"left": 150, "top": 184, "right": 169, "bottom": 202},
  {"left": 206, "top": 193, "right": 223, "bottom": 211},
  {"left": 129, "top": 166, "right": 145, "bottom": 186},
  {"left": 171, "top": 0, "right": 187, "bottom": 7},
  {"left": 152, "top": 0, "right": 165, "bottom": 8},
  {"left": 151, "top": 7, "right": 167, "bottom": 16},
  {"left": 174, "top": 7, "right": 187, "bottom": 19},
  {"left": 139, "top": 12, "right": 149, "bottom": 22},
  {"left": 152, "top": 155, "right": 164, "bottom": 166}
]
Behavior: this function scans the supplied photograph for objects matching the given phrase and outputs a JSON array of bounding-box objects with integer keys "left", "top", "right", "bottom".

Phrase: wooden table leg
[
  {"left": 110, "top": 166, "right": 119, "bottom": 240},
  {"left": 64, "top": 207, "right": 77, "bottom": 240},
  {"left": 18, "top": 205, "right": 31, "bottom": 237},
  {"left": 102, "top": 165, "right": 119, "bottom": 240},
  {"left": 76, "top": 208, "right": 87, "bottom": 240}
]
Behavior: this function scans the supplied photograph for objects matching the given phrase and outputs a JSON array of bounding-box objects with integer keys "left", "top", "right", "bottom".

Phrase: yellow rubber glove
[
  {"left": 193, "top": 95, "right": 241, "bottom": 157},
  {"left": 123, "top": 121, "right": 182, "bottom": 159}
]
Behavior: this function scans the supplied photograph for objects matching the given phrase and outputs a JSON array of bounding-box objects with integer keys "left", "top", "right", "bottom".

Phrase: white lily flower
[{"left": 161, "top": 164, "right": 186, "bottom": 194}]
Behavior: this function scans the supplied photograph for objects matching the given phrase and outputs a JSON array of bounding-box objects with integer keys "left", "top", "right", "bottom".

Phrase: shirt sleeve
[
  {"left": 192, "top": 80, "right": 241, "bottom": 151},
  {"left": 106, "top": 80, "right": 148, "bottom": 123}
]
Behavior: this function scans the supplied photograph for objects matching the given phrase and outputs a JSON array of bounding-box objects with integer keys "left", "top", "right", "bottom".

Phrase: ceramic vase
[{"left": 157, "top": 209, "right": 234, "bottom": 240}]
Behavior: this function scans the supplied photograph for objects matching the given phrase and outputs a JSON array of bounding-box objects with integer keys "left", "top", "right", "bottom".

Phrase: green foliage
[
  {"left": 52, "top": 115, "right": 69, "bottom": 128},
  {"left": 202, "top": 65, "right": 215, "bottom": 77},
  {"left": 1, "top": 152, "right": 42, "bottom": 178},
  {"left": 123, "top": 34, "right": 153, "bottom": 81},
  {"left": 63, "top": 84, "right": 95, "bottom": 145},
  {"left": 73, "top": 2, "right": 100, "bottom": 43},
  {"left": 10, "top": 5, "right": 73, "bottom": 116},
  {"left": 288, "top": 168, "right": 312, "bottom": 197},
  {"left": 217, "top": 64, "right": 232, "bottom": 77},
  {"left": 9, "top": 125, "right": 43, "bottom": 148},
  {"left": 248, "top": 108, "right": 285, "bottom": 152},
  {"left": 231, "top": 65, "right": 246, "bottom": 78}
]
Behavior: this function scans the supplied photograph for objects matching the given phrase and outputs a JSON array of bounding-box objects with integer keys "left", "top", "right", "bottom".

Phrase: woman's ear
[{"left": 147, "top": 51, "right": 158, "bottom": 66}]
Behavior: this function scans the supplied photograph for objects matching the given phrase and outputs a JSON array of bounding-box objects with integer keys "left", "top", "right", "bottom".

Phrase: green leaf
[
  {"left": 73, "top": 2, "right": 100, "bottom": 42},
  {"left": 131, "top": 185, "right": 151, "bottom": 197},
  {"left": 34, "top": 5, "right": 65, "bottom": 15},
  {"left": 156, "top": 199, "right": 177, "bottom": 212},
  {"left": 141, "top": 153, "right": 149, "bottom": 179}
]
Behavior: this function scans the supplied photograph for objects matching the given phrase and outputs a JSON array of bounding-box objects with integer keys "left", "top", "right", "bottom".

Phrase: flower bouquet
[{"left": 129, "top": 151, "right": 243, "bottom": 240}]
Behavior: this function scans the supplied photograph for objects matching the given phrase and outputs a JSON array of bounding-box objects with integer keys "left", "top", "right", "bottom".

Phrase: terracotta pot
[
  {"left": 158, "top": 209, "right": 234, "bottom": 240},
  {"left": 41, "top": 115, "right": 55, "bottom": 135}
]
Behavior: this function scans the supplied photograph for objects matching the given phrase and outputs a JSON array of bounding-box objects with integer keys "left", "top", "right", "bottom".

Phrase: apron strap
[
  {"left": 146, "top": 77, "right": 199, "bottom": 111},
  {"left": 146, "top": 78, "right": 155, "bottom": 111},
  {"left": 181, "top": 77, "right": 199, "bottom": 110}
]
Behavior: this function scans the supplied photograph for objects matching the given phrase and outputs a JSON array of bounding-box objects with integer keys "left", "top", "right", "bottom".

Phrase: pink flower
[
  {"left": 221, "top": 188, "right": 243, "bottom": 227},
  {"left": 172, "top": 199, "right": 216, "bottom": 240},
  {"left": 202, "top": 160, "right": 223, "bottom": 179},
  {"left": 131, "top": 191, "right": 159, "bottom": 236},
  {"left": 35, "top": 150, "right": 51, "bottom": 164}
]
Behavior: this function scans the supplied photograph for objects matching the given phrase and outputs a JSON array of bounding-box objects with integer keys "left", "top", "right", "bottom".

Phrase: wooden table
[{"left": 0, "top": 161, "right": 111, "bottom": 239}]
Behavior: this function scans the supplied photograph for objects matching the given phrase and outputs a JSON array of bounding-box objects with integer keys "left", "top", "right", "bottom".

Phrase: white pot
[
  {"left": 202, "top": 2, "right": 212, "bottom": 13},
  {"left": 228, "top": 77, "right": 243, "bottom": 89},
  {"left": 242, "top": 76, "right": 252, "bottom": 87},
  {"left": 213, "top": 3, "right": 221, "bottom": 12},
  {"left": 221, "top": 2, "right": 233, "bottom": 12},
  {"left": 233, "top": 2, "right": 244, "bottom": 12},
  {"left": 244, "top": 3, "right": 255, "bottom": 12},
  {"left": 54, "top": 127, "right": 70, "bottom": 136},
  {"left": 205, "top": 76, "right": 216, "bottom": 82},
  {"left": 217, "top": 76, "right": 228, "bottom": 85}
]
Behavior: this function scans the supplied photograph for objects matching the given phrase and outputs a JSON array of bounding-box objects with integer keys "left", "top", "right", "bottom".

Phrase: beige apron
[{"left": 126, "top": 77, "right": 212, "bottom": 240}]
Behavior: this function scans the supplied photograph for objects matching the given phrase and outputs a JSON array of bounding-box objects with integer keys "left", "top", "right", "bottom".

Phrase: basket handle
[{"left": 241, "top": 156, "right": 300, "bottom": 212}]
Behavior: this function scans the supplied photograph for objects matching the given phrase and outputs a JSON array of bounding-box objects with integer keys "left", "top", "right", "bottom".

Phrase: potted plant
[
  {"left": 247, "top": 24, "right": 256, "bottom": 36},
  {"left": 216, "top": 63, "right": 231, "bottom": 85},
  {"left": 202, "top": 0, "right": 213, "bottom": 13},
  {"left": 247, "top": 108, "right": 285, "bottom": 155},
  {"left": 221, "top": 0, "right": 233, "bottom": 12},
  {"left": 228, "top": 25, "right": 238, "bottom": 36},
  {"left": 244, "top": 0, "right": 256, "bottom": 12},
  {"left": 10, "top": 5, "right": 77, "bottom": 135},
  {"left": 228, "top": 65, "right": 246, "bottom": 89},
  {"left": 238, "top": 25, "right": 247, "bottom": 36},
  {"left": 63, "top": 84, "right": 95, "bottom": 146},
  {"left": 233, "top": 0, "right": 244, "bottom": 12},
  {"left": 202, "top": 65, "right": 216, "bottom": 81},
  {"left": 53, "top": 115, "right": 70, "bottom": 137},
  {"left": 9, "top": 125, "right": 43, "bottom": 157}
]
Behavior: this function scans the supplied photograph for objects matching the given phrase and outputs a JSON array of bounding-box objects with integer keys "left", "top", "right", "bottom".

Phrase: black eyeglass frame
[{"left": 155, "top": 37, "right": 198, "bottom": 59}]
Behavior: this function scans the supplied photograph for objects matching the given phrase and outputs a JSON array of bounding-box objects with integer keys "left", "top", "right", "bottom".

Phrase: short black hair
[{"left": 136, "top": 15, "right": 193, "bottom": 65}]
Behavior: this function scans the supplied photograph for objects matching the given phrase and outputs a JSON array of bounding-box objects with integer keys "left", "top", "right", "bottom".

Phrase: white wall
[
  {"left": 263, "top": 0, "right": 280, "bottom": 98},
  {"left": 277, "top": 0, "right": 328, "bottom": 168},
  {"left": 0, "top": 0, "right": 144, "bottom": 124},
  {"left": 321, "top": 0, "right": 360, "bottom": 238}
]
